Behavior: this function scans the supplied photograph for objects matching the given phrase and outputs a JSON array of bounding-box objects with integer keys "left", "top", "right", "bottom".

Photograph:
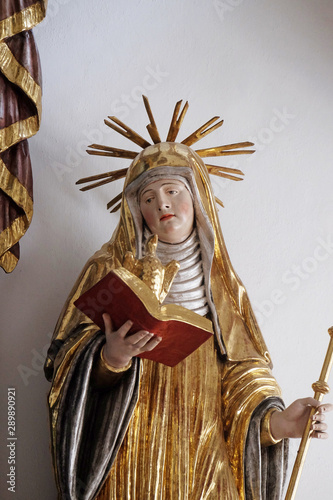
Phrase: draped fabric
[
  {"left": 45, "top": 142, "right": 288, "bottom": 499},
  {"left": 96, "top": 337, "right": 288, "bottom": 500},
  {"left": 0, "top": 0, "right": 46, "bottom": 272},
  {"left": 245, "top": 401, "right": 289, "bottom": 500},
  {"left": 98, "top": 337, "right": 241, "bottom": 500}
]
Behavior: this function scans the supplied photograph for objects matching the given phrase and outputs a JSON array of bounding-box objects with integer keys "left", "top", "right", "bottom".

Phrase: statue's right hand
[{"left": 102, "top": 313, "right": 161, "bottom": 369}]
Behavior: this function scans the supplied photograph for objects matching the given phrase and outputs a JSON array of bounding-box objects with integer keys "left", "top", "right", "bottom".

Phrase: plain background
[{"left": 1, "top": 1, "right": 333, "bottom": 498}]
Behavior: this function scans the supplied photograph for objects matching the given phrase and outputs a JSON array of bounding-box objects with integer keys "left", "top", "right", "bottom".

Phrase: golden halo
[{"left": 76, "top": 96, "right": 254, "bottom": 211}]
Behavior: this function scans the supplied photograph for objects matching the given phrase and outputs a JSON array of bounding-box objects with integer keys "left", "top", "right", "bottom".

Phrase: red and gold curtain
[{"left": 0, "top": 1, "right": 47, "bottom": 273}]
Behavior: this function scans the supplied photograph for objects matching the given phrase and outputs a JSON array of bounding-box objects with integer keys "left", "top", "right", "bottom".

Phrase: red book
[{"left": 74, "top": 267, "right": 213, "bottom": 367}]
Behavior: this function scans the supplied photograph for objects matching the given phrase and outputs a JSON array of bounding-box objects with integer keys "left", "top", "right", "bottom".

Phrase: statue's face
[{"left": 139, "top": 179, "right": 194, "bottom": 244}]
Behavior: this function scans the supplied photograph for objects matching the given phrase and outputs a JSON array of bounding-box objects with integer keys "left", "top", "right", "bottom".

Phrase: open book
[{"left": 74, "top": 267, "right": 214, "bottom": 367}]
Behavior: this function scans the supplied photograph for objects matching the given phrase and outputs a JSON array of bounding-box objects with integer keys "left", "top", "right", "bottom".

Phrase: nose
[{"left": 157, "top": 192, "right": 170, "bottom": 211}]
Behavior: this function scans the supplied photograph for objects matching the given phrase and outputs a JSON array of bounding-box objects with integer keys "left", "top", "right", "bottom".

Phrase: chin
[{"left": 158, "top": 233, "right": 178, "bottom": 244}]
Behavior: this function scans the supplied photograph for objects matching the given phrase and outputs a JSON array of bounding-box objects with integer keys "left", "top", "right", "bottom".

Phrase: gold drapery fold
[
  {"left": 0, "top": 248, "right": 18, "bottom": 272},
  {"left": 97, "top": 338, "right": 241, "bottom": 499},
  {"left": 0, "top": 41, "right": 42, "bottom": 119},
  {"left": 0, "top": 156, "right": 33, "bottom": 255},
  {"left": 0, "top": 0, "right": 47, "bottom": 273},
  {"left": 0, "top": 115, "right": 39, "bottom": 152},
  {"left": 0, "top": 2, "right": 47, "bottom": 40},
  {"left": 221, "top": 360, "right": 283, "bottom": 496}
]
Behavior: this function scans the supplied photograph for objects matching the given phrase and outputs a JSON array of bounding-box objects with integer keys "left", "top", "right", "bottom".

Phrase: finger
[
  {"left": 311, "top": 422, "right": 328, "bottom": 432},
  {"left": 297, "top": 397, "right": 322, "bottom": 408},
  {"left": 317, "top": 403, "right": 333, "bottom": 413},
  {"left": 102, "top": 313, "right": 113, "bottom": 334},
  {"left": 125, "top": 330, "right": 152, "bottom": 346},
  {"left": 116, "top": 320, "right": 134, "bottom": 338},
  {"left": 311, "top": 431, "right": 329, "bottom": 440},
  {"left": 130, "top": 331, "right": 154, "bottom": 348},
  {"left": 312, "top": 413, "right": 325, "bottom": 422},
  {"left": 140, "top": 336, "right": 162, "bottom": 352}
]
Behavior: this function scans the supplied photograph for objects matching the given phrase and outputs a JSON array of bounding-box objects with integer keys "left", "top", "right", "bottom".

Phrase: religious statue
[{"left": 44, "top": 97, "right": 331, "bottom": 500}]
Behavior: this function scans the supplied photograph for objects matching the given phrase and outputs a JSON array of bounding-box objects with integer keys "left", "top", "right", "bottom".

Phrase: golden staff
[{"left": 285, "top": 326, "right": 333, "bottom": 500}]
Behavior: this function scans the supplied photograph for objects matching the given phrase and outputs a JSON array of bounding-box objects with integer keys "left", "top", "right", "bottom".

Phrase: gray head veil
[{"left": 125, "top": 165, "right": 225, "bottom": 350}]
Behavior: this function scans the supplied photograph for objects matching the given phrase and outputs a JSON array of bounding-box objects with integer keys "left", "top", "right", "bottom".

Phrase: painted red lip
[{"left": 160, "top": 214, "right": 174, "bottom": 221}]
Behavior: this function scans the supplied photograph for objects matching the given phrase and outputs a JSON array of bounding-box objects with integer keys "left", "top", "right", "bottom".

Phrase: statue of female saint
[{"left": 44, "top": 99, "right": 331, "bottom": 500}]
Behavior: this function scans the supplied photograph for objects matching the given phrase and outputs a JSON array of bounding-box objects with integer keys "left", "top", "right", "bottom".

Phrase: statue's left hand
[{"left": 270, "top": 397, "right": 333, "bottom": 440}]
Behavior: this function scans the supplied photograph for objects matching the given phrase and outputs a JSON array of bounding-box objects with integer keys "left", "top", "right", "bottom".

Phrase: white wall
[{"left": 1, "top": 0, "right": 333, "bottom": 498}]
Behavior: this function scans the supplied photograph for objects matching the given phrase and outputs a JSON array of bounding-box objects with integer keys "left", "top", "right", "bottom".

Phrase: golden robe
[{"left": 45, "top": 143, "right": 287, "bottom": 500}]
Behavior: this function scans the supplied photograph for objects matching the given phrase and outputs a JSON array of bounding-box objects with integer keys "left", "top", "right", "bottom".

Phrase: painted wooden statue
[{"left": 44, "top": 98, "right": 331, "bottom": 500}]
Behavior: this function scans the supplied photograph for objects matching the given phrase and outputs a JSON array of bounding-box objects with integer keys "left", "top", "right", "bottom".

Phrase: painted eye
[
  {"left": 168, "top": 190, "right": 178, "bottom": 195},
  {"left": 145, "top": 197, "right": 153, "bottom": 204}
]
